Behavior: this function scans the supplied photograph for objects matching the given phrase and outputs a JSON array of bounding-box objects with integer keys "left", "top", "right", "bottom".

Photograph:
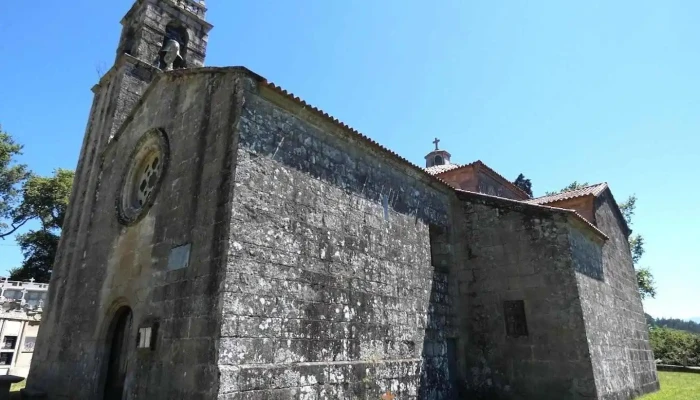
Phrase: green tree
[
  {"left": 513, "top": 173, "right": 533, "bottom": 197},
  {"left": 8, "top": 169, "right": 74, "bottom": 283},
  {"left": 10, "top": 230, "right": 58, "bottom": 283},
  {"left": 544, "top": 181, "right": 589, "bottom": 196},
  {"left": 0, "top": 125, "right": 31, "bottom": 239},
  {"left": 617, "top": 194, "right": 656, "bottom": 299},
  {"left": 652, "top": 317, "right": 700, "bottom": 335},
  {"left": 548, "top": 182, "right": 656, "bottom": 299}
]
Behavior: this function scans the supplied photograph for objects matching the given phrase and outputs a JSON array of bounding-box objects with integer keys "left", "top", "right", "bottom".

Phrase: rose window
[
  {"left": 135, "top": 153, "right": 161, "bottom": 207},
  {"left": 117, "top": 129, "right": 169, "bottom": 225}
]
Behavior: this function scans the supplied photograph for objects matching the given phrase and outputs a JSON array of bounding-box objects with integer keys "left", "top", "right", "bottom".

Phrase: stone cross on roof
[{"left": 433, "top": 137, "right": 440, "bottom": 150}]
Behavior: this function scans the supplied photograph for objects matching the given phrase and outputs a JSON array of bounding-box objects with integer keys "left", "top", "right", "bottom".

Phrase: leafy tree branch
[{"left": 0, "top": 125, "right": 74, "bottom": 283}]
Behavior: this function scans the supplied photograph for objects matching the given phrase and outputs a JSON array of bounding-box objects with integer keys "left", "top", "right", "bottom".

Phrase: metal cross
[{"left": 433, "top": 137, "right": 440, "bottom": 150}]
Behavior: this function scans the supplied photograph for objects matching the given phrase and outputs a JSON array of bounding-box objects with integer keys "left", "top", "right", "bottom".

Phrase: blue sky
[{"left": 0, "top": 0, "right": 697, "bottom": 319}]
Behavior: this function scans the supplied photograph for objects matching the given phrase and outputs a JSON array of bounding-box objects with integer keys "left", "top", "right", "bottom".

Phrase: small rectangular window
[
  {"left": 137, "top": 327, "right": 152, "bottom": 349},
  {"left": 0, "top": 352, "right": 13, "bottom": 365},
  {"left": 382, "top": 194, "right": 390, "bottom": 221},
  {"left": 3, "top": 336, "right": 17, "bottom": 350},
  {"left": 150, "top": 323, "right": 159, "bottom": 350},
  {"left": 503, "top": 300, "right": 528, "bottom": 338}
]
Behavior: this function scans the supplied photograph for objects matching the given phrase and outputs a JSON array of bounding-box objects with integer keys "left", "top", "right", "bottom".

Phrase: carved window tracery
[{"left": 117, "top": 129, "right": 169, "bottom": 225}]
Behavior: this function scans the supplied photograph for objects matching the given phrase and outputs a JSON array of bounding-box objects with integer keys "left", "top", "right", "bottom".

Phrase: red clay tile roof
[
  {"left": 425, "top": 163, "right": 461, "bottom": 175},
  {"left": 426, "top": 160, "right": 531, "bottom": 200},
  {"left": 525, "top": 183, "right": 608, "bottom": 205}
]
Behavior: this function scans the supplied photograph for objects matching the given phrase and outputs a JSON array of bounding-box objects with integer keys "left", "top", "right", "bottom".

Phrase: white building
[{"left": 0, "top": 278, "right": 47, "bottom": 377}]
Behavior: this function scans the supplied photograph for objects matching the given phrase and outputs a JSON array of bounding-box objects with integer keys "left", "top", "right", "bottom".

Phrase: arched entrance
[{"left": 103, "top": 306, "right": 132, "bottom": 400}]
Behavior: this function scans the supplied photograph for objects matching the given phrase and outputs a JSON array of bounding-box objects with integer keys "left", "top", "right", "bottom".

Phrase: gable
[
  {"left": 536, "top": 196, "right": 596, "bottom": 225},
  {"left": 525, "top": 183, "right": 631, "bottom": 238},
  {"left": 426, "top": 161, "right": 530, "bottom": 200},
  {"left": 475, "top": 164, "right": 529, "bottom": 200},
  {"left": 435, "top": 164, "right": 478, "bottom": 192},
  {"left": 594, "top": 188, "right": 632, "bottom": 238}
]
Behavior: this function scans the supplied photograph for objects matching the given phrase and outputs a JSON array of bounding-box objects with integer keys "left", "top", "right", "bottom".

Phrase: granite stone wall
[
  {"left": 26, "top": 63, "right": 659, "bottom": 400},
  {"left": 572, "top": 192, "right": 659, "bottom": 399},
  {"left": 218, "top": 84, "right": 457, "bottom": 399},
  {"left": 26, "top": 71, "right": 240, "bottom": 399},
  {"left": 455, "top": 192, "right": 598, "bottom": 400},
  {"left": 27, "top": 56, "right": 156, "bottom": 398}
]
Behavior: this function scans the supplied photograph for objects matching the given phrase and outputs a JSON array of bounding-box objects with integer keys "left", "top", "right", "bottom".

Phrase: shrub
[{"left": 649, "top": 327, "right": 700, "bottom": 366}]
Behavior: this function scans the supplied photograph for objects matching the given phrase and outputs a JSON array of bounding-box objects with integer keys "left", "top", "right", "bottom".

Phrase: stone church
[{"left": 23, "top": 0, "right": 659, "bottom": 399}]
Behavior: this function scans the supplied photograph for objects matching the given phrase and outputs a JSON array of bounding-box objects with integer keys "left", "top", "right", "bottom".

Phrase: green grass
[
  {"left": 8, "top": 380, "right": 25, "bottom": 400},
  {"left": 9, "top": 380, "right": 25, "bottom": 392},
  {"left": 641, "top": 371, "right": 700, "bottom": 400}
]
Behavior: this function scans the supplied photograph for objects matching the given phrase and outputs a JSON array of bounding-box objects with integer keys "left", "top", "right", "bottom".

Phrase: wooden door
[{"left": 104, "top": 308, "right": 132, "bottom": 400}]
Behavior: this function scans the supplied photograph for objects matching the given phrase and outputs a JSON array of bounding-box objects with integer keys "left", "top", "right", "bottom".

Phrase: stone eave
[
  {"left": 121, "top": 0, "right": 213, "bottom": 31},
  {"left": 162, "top": 0, "right": 211, "bottom": 28},
  {"left": 255, "top": 82, "right": 456, "bottom": 195},
  {"left": 92, "top": 54, "right": 160, "bottom": 93},
  {"left": 99, "top": 66, "right": 457, "bottom": 198},
  {"left": 95, "top": 63, "right": 615, "bottom": 242},
  {"left": 455, "top": 189, "right": 609, "bottom": 242},
  {"left": 527, "top": 183, "right": 632, "bottom": 238}
]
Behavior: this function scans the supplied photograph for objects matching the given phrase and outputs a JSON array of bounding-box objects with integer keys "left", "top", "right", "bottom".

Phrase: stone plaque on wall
[
  {"left": 503, "top": 300, "right": 528, "bottom": 338},
  {"left": 167, "top": 243, "right": 191, "bottom": 271},
  {"left": 23, "top": 337, "right": 36, "bottom": 352}
]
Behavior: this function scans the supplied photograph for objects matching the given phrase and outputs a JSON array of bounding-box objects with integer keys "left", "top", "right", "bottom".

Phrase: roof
[
  {"left": 455, "top": 189, "right": 608, "bottom": 242},
  {"left": 105, "top": 65, "right": 455, "bottom": 194},
  {"left": 106, "top": 65, "right": 608, "bottom": 241},
  {"left": 425, "top": 160, "right": 531, "bottom": 200},
  {"left": 525, "top": 183, "right": 608, "bottom": 205},
  {"left": 425, "top": 163, "right": 461, "bottom": 175}
]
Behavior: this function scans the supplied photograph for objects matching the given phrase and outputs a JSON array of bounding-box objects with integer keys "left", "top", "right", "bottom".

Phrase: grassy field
[{"left": 641, "top": 371, "right": 700, "bottom": 400}]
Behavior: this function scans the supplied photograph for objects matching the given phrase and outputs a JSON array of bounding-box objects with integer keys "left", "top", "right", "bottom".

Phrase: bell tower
[
  {"left": 27, "top": 2, "right": 214, "bottom": 384},
  {"left": 101, "top": 0, "right": 213, "bottom": 142},
  {"left": 117, "top": 0, "right": 212, "bottom": 70}
]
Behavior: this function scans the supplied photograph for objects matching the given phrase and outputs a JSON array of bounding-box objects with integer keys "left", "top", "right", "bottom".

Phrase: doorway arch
[{"left": 103, "top": 306, "right": 133, "bottom": 400}]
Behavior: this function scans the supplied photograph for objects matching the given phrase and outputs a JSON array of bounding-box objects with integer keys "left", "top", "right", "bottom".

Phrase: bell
[{"left": 159, "top": 39, "right": 184, "bottom": 70}]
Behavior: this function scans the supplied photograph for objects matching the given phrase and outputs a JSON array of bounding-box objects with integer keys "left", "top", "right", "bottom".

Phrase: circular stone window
[{"left": 117, "top": 129, "right": 170, "bottom": 225}]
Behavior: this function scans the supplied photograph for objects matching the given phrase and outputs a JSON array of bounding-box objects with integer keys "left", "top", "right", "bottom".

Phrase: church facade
[{"left": 24, "top": 1, "right": 659, "bottom": 399}]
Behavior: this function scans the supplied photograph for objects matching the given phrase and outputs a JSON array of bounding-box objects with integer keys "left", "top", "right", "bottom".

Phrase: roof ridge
[
  {"left": 525, "top": 182, "right": 608, "bottom": 205},
  {"left": 531, "top": 182, "right": 607, "bottom": 199}
]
